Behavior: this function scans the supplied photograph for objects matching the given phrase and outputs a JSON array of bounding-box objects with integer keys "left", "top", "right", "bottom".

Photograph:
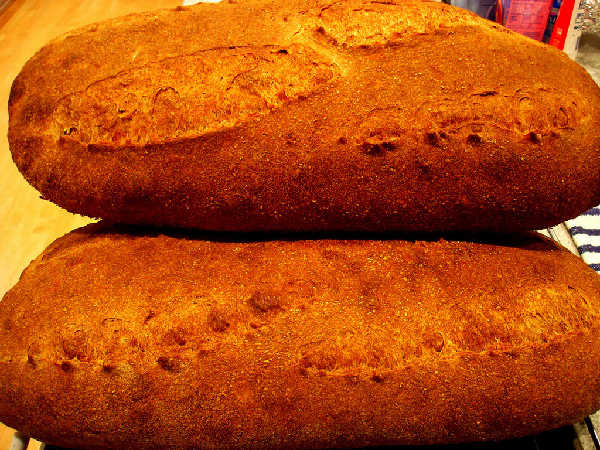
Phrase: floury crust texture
[
  {"left": 8, "top": 0, "right": 600, "bottom": 231},
  {"left": 0, "top": 225, "right": 600, "bottom": 448}
]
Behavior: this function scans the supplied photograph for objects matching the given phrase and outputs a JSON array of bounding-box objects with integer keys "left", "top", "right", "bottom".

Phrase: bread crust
[
  {"left": 8, "top": 0, "right": 600, "bottom": 231},
  {"left": 1, "top": 224, "right": 600, "bottom": 448}
]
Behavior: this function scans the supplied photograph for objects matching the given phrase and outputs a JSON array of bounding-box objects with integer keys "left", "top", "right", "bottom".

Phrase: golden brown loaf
[
  {"left": 8, "top": 0, "right": 600, "bottom": 232},
  {"left": 1, "top": 224, "right": 600, "bottom": 448}
]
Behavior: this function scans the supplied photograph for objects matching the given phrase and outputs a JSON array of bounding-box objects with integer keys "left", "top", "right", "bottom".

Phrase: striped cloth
[{"left": 567, "top": 206, "right": 600, "bottom": 272}]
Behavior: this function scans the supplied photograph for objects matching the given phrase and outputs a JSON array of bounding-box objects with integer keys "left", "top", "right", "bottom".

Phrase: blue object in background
[
  {"left": 450, "top": 0, "right": 498, "bottom": 20},
  {"left": 543, "top": 0, "right": 563, "bottom": 41}
]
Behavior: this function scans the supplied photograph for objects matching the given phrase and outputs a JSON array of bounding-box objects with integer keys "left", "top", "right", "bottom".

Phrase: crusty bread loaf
[
  {"left": 8, "top": 0, "right": 600, "bottom": 232},
  {"left": 1, "top": 224, "right": 600, "bottom": 448}
]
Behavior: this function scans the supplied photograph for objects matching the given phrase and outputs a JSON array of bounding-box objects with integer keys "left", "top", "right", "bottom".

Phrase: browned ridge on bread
[
  {"left": 8, "top": 0, "right": 600, "bottom": 231},
  {"left": 1, "top": 224, "right": 600, "bottom": 448}
]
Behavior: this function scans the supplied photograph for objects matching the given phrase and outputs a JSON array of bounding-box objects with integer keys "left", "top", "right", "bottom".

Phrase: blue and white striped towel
[{"left": 567, "top": 206, "right": 600, "bottom": 272}]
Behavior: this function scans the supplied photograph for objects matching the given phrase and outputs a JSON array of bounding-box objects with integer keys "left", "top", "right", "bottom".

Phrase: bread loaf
[
  {"left": 8, "top": 0, "right": 600, "bottom": 232},
  {"left": 1, "top": 224, "right": 600, "bottom": 448}
]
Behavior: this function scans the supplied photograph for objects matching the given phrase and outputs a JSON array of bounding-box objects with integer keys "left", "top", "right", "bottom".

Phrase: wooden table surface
[{"left": 0, "top": 0, "right": 180, "bottom": 447}]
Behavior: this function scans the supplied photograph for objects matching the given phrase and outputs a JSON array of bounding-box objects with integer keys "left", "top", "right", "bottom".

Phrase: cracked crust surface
[
  {"left": 8, "top": 0, "right": 600, "bottom": 231},
  {"left": 1, "top": 224, "right": 600, "bottom": 448},
  {"left": 51, "top": 44, "right": 340, "bottom": 147}
]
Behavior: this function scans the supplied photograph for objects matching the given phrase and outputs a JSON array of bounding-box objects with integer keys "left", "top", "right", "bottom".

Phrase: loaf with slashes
[
  {"left": 1, "top": 224, "right": 600, "bottom": 448},
  {"left": 9, "top": 0, "right": 600, "bottom": 231}
]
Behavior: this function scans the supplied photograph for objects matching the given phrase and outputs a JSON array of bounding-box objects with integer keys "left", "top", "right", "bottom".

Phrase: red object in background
[
  {"left": 503, "top": 0, "right": 554, "bottom": 40},
  {"left": 496, "top": 0, "right": 504, "bottom": 23},
  {"left": 548, "top": 0, "right": 575, "bottom": 49}
]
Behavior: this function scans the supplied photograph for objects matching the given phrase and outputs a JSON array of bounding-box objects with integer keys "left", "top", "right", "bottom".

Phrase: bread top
[
  {"left": 8, "top": 0, "right": 600, "bottom": 232},
  {"left": 10, "top": 0, "right": 599, "bottom": 148},
  {"left": 2, "top": 224, "right": 600, "bottom": 379}
]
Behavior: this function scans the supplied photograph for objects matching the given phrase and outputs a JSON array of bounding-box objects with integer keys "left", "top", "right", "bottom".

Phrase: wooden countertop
[{"left": 0, "top": 0, "right": 180, "bottom": 447}]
